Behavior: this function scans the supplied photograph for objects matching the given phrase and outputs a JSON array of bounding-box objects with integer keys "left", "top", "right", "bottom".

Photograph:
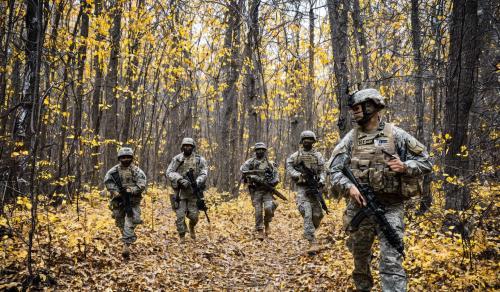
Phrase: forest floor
[{"left": 0, "top": 187, "right": 498, "bottom": 291}]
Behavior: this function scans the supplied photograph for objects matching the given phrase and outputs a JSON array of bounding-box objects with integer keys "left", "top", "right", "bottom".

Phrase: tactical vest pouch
[
  {"left": 369, "top": 168, "right": 384, "bottom": 192},
  {"left": 382, "top": 168, "right": 400, "bottom": 194},
  {"left": 400, "top": 176, "right": 422, "bottom": 199}
]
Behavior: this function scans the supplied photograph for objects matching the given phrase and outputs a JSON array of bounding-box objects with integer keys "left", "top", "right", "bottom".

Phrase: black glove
[{"left": 178, "top": 179, "right": 190, "bottom": 189}]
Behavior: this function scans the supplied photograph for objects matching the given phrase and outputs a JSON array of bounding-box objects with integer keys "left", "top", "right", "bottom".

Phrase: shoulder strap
[
  {"left": 383, "top": 123, "right": 396, "bottom": 154},
  {"left": 352, "top": 127, "right": 359, "bottom": 154}
]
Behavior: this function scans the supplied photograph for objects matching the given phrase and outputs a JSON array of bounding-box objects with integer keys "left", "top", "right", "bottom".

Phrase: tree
[
  {"left": 327, "top": 0, "right": 351, "bottom": 138},
  {"left": 443, "top": 0, "right": 480, "bottom": 212}
]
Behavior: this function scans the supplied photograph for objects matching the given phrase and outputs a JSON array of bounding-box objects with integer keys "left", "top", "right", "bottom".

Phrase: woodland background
[{"left": 0, "top": 0, "right": 498, "bottom": 290}]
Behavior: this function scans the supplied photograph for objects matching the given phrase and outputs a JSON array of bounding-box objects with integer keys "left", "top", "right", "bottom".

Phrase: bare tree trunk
[
  {"left": 411, "top": 0, "right": 432, "bottom": 213},
  {"left": 244, "top": 0, "right": 262, "bottom": 146},
  {"left": 305, "top": 2, "right": 315, "bottom": 130},
  {"left": 327, "top": 0, "right": 351, "bottom": 138},
  {"left": 351, "top": 0, "right": 369, "bottom": 83},
  {"left": 443, "top": 0, "right": 480, "bottom": 212},
  {"left": 218, "top": 0, "right": 242, "bottom": 193},
  {"left": 19, "top": 0, "right": 44, "bottom": 278},
  {"left": 103, "top": 2, "right": 122, "bottom": 171},
  {"left": 121, "top": 0, "right": 144, "bottom": 143},
  {"left": 73, "top": 0, "right": 89, "bottom": 210},
  {"left": 91, "top": 0, "right": 104, "bottom": 185}
]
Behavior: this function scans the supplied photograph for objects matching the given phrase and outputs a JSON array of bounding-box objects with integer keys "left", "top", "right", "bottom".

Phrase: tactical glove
[{"left": 179, "top": 179, "right": 190, "bottom": 189}]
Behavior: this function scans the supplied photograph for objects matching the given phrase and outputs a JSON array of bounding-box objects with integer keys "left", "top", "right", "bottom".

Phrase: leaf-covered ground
[{"left": 1, "top": 187, "right": 498, "bottom": 291}]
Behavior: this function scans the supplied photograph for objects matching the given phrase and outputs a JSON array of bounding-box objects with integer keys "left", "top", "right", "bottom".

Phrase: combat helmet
[
  {"left": 181, "top": 137, "right": 196, "bottom": 148},
  {"left": 349, "top": 88, "right": 386, "bottom": 109},
  {"left": 300, "top": 130, "right": 317, "bottom": 142},
  {"left": 254, "top": 142, "right": 267, "bottom": 150},
  {"left": 117, "top": 147, "right": 134, "bottom": 158}
]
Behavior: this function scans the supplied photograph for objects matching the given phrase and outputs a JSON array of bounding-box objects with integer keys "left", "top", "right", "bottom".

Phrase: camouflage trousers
[
  {"left": 175, "top": 197, "right": 199, "bottom": 237},
  {"left": 250, "top": 190, "right": 276, "bottom": 231},
  {"left": 110, "top": 200, "right": 142, "bottom": 244},
  {"left": 296, "top": 186, "right": 324, "bottom": 242},
  {"left": 344, "top": 199, "right": 406, "bottom": 292}
]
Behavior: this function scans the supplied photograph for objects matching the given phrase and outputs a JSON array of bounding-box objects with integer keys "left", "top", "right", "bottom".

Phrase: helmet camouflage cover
[
  {"left": 117, "top": 147, "right": 134, "bottom": 158},
  {"left": 349, "top": 88, "right": 386, "bottom": 108},
  {"left": 254, "top": 142, "right": 267, "bottom": 150},
  {"left": 181, "top": 137, "right": 196, "bottom": 148},
  {"left": 300, "top": 130, "right": 317, "bottom": 142}
]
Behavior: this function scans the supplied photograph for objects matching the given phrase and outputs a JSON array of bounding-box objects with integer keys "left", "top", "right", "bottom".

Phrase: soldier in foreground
[
  {"left": 329, "top": 88, "right": 432, "bottom": 291},
  {"left": 166, "top": 138, "right": 208, "bottom": 243},
  {"left": 286, "top": 131, "right": 327, "bottom": 254},
  {"left": 241, "top": 142, "right": 280, "bottom": 240},
  {"left": 104, "top": 147, "right": 147, "bottom": 259}
]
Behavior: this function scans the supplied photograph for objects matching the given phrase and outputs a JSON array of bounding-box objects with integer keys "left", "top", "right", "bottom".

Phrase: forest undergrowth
[{"left": 1, "top": 185, "right": 498, "bottom": 291}]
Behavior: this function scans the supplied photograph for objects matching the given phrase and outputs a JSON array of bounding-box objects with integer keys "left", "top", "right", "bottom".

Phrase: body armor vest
[
  {"left": 294, "top": 149, "right": 320, "bottom": 184},
  {"left": 250, "top": 158, "right": 271, "bottom": 177},
  {"left": 351, "top": 123, "right": 401, "bottom": 201},
  {"left": 118, "top": 167, "right": 135, "bottom": 189},
  {"left": 177, "top": 154, "right": 200, "bottom": 177}
]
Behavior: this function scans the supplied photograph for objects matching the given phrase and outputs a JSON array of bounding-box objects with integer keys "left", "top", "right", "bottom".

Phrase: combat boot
[
  {"left": 264, "top": 222, "right": 271, "bottom": 237},
  {"left": 256, "top": 230, "right": 265, "bottom": 240},
  {"left": 121, "top": 243, "right": 131, "bottom": 259},
  {"left": 307, "top": 239, "right": 320, "bottom": 255},
  {"left": 189, "top": 225, "right": 196, "bottom": 241}
]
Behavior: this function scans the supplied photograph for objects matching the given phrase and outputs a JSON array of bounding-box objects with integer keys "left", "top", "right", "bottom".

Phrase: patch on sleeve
[{"left": 406, "top": 136, "right": 425, "bottom": 154}]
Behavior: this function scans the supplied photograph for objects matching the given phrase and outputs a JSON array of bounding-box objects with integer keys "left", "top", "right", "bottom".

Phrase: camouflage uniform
[
  {"left": 104, "top": 163, "right": 147, "bottom": 244},
  {"left": 329, "top": 121, "right": 432, "bottom": 292},
  {"left": 166, "top": 144, "right": 208, "bottom": 238},
  {"left": 240, "top": 149, "right": 279, "bottom": 232},
  {"left": 286, "top": 133, "right": 326, "bottom": 243}
]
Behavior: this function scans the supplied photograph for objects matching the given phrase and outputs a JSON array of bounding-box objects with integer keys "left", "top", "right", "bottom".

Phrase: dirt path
[{"left": 55, "top": 189, "right": 354, "bottom": 290}]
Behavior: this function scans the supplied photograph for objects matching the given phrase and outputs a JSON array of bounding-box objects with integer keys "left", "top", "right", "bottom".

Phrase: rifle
[
  {"left": 341, "top": 166, "right": 405, "bottom": 257},
  {"left": 294, "top": 161, "right": 329, "bottom": 214},
  {"left": 185, "top": 168, "right": 210, "bottom": 223},
  {"left": 241, "top": 169, "right": 288, "bottom": 201},
  {"left": 110, "top": 171, "right": 133, "bottom": 218}
]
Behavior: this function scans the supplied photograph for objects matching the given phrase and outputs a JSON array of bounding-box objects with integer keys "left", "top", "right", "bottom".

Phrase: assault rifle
[
  {"left": 110, "top": 171, "right": 133, "bottom": 218},
  {"left": 293, "top": 161, "right": 329, "bottom": 214},
  {"left": 342, "top": 166, "right": 405, "bottom": 257},
  {"left": 185, "top": 168, "right": 210, "bottom": 223},
  {"left": 241, "top": 169, "right": 288, "bottom": 201}
]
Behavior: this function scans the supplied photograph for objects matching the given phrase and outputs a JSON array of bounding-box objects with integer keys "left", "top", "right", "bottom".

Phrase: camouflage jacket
[
  {"left": 286, "top": 148, "right": 326, "bottom": 185},
  {"left": 328, "top": 121, "right": 432, "bottom": 195},
  {"left": 104, "top": 164, "right": 147, "bottom": 196},
  {"left": 240, "top": 157, "right": 280, "bottom": 186},
  {"left": 166, "top": 153, "right": 208, "bottom": 188}
]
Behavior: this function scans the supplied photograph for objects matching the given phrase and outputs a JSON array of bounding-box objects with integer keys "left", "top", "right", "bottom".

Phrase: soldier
[
  {"left": 104, "top": 147, "right": 147, "bottom": 259},
  {"left": 286, "top": 131, "right": 326, "bottom": 253},
  {"left": 166, "top": 138, "right": 208, "bottom": 243},
  {"left": 240, "top": 142, "right": 280, "bottom": 240},
  {"left": 329, "top": 88, "right": 432, "bottom": 291}
]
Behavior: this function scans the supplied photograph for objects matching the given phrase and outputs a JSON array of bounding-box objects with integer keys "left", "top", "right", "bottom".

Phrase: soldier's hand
[
  {"left": 349, "top": 186, "right": 366, "bottom": 206},
  {"left": 179, "top": 179, "right": 190, "bottom": 189},
  {"left": 387, "top": 158, "right": 407, "bottom": 173},
  {"left": 110, "top": 191, "right": 119, "bottom": 199}
]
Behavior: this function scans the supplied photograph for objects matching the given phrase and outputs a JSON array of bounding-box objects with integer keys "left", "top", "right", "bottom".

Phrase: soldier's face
[
  {"left": 119, "top": 156, "right": 133, "bottom": 167},
  {"left": 255, "top": 149, "right": 266, "bottom": 159},
  {"left": 351, "top": 104, "right": 364, "bottom": 122},
  {"left": 302, "top": 139, "right": 314, "bottom": 150},
  {"left": 182, "top": 145, "right": 194, "bottom": 156}
]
